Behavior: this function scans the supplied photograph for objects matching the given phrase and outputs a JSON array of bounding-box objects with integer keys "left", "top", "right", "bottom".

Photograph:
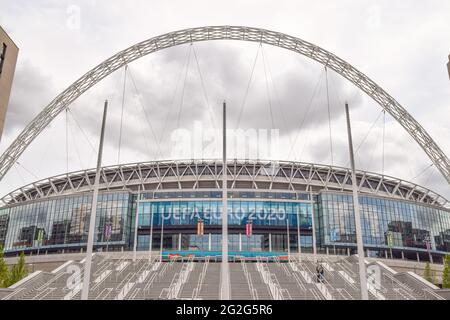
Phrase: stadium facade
[{"left": 0, "top": 159, "right": 449, "bottom": 263}]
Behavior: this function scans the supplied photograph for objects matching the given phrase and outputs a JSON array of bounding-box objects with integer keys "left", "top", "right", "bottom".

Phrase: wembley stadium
[
  {"left": 1, "top": 159, "right": 449, "bottom": 263},
  {"left": 1, "top": 25, "right": 449, "bottom": 300}
]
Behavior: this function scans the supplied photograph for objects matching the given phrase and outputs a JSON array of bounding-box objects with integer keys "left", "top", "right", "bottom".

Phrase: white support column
[
  {"left": 269, "top": 233, "right": 272, "bottom": 252},
  {"left": 286, "top": 215, "right": 291, "bottom": 257},
  {"left": 239, "top": 233, "right": 242, "bottom": 252},
  {"left": 81, "top": 100, "right": 108, "bottom": 301},
  {"left": 309, "top": 189, "right": 317, "bottom": 259},
  {"left": 149, "top": 210, "right": 154, "bottom": 261},
  {"left": 160, "top": 216, "right": 164, "bottom": 262},
  {"left": 133, "top": 186, "right": 141, "bottom": 262},
  {"left": 345, "top": 102, "right": 369, "bottom": 300},
  {"left": 208, "top": 233, "right": 212, "bottom": 251},
  {"left": 220, "top": 101, "right": 230, "bottom": 300},
  {"left": 178, "top": 233, "right": 182, "bottom": 251},
  {"left": 296, "top": 207, "right": 302, "bottom": 255}
]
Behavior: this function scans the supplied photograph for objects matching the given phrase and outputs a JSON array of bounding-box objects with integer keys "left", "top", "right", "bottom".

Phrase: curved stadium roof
[{"left": 1, "top": 159, "right": 449, "bottom": 209}]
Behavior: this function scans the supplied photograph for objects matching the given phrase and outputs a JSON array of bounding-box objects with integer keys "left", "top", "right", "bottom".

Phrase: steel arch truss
[
  {"left": 0, "top": 26, "right": 449, "bottom": 188},
  {"left": 2, "top": 160, "right": 448, "bottom": 209}
]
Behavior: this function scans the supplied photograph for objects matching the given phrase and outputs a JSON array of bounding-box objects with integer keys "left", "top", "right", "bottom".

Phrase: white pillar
[
  {"left": 133, "top": 186, "right": 141, "bottom": 262},
  {"left": 239, "top": 233, "right": 242, "bottom": 252},
  {"left": 81, "top": 100, "right": 108, "bottom": 301},
  {"left": 178, "top": 233, "right": 182, "bottom": 251},
  {"left": 208, "top": 233, "right": 212, "bottom": 251},
  {"left": 310, "top": 189, "right": 317, "bottom": 259},
  {"left": 296, "top": 207, "right": 301, "bottom": 255},
  {"left": 269, "top": 233, "right": 272, "bottom": 252},
  {"left": 159, "top": 215, "right": 164, "bottom": 262},
  {"left": 286, "top": 215, "right": 291, "bottom": 257},
  {"left": 345, "top": 102, "right": 369, "bottom": 300},
  {"left": 149, "top": 210, "right": 154, "bottom": 261}
]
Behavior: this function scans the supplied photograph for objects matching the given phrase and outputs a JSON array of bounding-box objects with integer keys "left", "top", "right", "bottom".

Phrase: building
[
  {"left": 0, "top": 26, "right": 19, "bottom": 141},
  {"left": 0, "top": 159, "right": 449, "bottom": 263}
]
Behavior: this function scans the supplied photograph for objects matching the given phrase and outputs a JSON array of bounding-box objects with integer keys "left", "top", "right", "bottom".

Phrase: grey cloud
[{"left": 3, "top": 60, "right": 56, "bottom": 135}]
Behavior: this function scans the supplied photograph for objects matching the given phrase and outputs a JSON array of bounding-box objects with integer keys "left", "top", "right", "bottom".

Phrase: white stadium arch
[{"left": 1, "top": 26, "right": 449, "bottom": 186}]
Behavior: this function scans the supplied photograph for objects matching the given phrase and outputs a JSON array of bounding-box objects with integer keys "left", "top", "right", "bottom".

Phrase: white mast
[
  {"left": 81, "top": 100, "right": 108, "bottom": 300},
  {"left": 220, "top": 101, "right": 230, "bottom": 300},
  {"left": 345, "top": 102, "right": 369, "bottom": 300}
]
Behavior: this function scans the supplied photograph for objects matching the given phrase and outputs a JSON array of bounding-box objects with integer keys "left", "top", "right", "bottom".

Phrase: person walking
[
  {"left": 316, "top": 262, "right": 325, "bottom": 283},
  {"left": 319, "top": 265, "right": 325, "bottom": 283}
]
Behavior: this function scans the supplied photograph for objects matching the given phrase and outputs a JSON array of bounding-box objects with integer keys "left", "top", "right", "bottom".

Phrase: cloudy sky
[{"left": 0, "top": 0, "right": 449, "bottom": 199}]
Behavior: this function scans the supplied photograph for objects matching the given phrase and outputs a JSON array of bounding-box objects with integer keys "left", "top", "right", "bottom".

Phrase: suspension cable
[
  {"left": 67, "top": 108, "right": 97, "bottom": 153},
  {"left": 423, "top": 165, "right": 436, "bottom": 186},
  {"left": 261, "top": 44, "right": 276, "bottom": 130},
  {"left": 13, "top": 163, "right": 26, "bottom": 185},
  {"left": 67, "top": 109, "right": 86, "bottom": 169},
  {"left": 324, "top": 66, "right": 334, "bottom": 166},
  {"left": 192, "top": 43, "right": 217, "bottom": 129},
  {"left": 176, "top": 44, "right": 193, "bottom": 130},
  {"left": 158, "top": 44, "right": 193, "bottom": 148},
  {"left": 366, "top": 120, "right": 383, "bottom": 170},
  {"left": 342, "top": 109, "right": 384, "bottom": 169},
  {"left": 354, "top": 109, "right": 384, "bottom": 156},
  {"left": 15, "top": 161, "right": 39, "bottom": 181},
  {"left": 412, "top": 163, "right": 434, "bottom": 181},
  {"left": 236, "top": 44, "right": 261, "bottom": 129},
  {"left": 37, "top": 124, "right": 55, "bottom": 174},
  {"left": 328, "top": 69, "right": 360, "bottom": 111},
  {"left": 118, "top": 65, "right": 128, "bottom": 164},
  {"left": 260, "top": 45, "right": 298, "bottom": 159},
  {"left": 133, "top": 101, "right": 153, "bottom": 159},
  {"left": 287, "top": 68, "right": 326, "bottom": 160},
  {"left": 128, "top": 65, "right": 164, "bottom": 160}
]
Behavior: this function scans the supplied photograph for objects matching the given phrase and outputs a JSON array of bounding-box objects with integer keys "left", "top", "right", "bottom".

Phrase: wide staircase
[{"left": 2, "top": 253, "right": 446, "bottom": 300}]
